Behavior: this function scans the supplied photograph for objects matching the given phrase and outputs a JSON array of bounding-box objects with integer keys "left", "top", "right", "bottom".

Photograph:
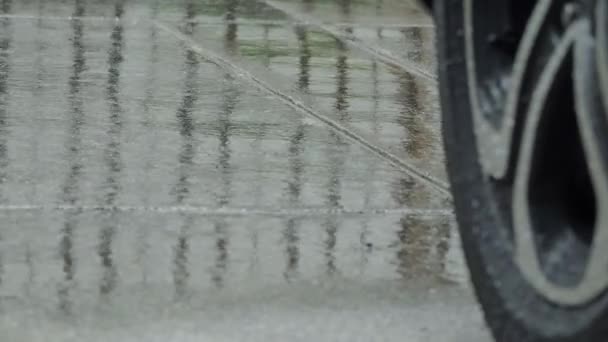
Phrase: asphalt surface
[{"left": 0, "top": 0, "right": 491, "bottom": 341}]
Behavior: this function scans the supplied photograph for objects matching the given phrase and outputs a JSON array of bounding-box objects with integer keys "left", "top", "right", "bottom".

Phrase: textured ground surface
[{"left": 0, "top": 0, "right": 491, "bottom": 341}]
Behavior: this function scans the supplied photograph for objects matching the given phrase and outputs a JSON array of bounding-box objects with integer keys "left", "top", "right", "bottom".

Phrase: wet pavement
[{"left": 0, "top": 0, "right": 490, "bottom": 341}]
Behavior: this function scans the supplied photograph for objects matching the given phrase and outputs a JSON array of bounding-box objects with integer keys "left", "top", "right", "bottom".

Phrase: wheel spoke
[
  {"left": 466, "top": 0, "right": 560, "bottom": 178},
  {"left": 465, "top": 0, "right": 608, "bottom": 305},
  {"left": 512, "top": 19, "right": 608, "bottom": 305},
  {"left": 597, "top": 0, "right": 608, "bottom": 120},
  {"left": 574, "top": 20, "right": 608, "bottom": 297},
  {"left": 513, "top": 21, "right": 589, "bottom": 305}
]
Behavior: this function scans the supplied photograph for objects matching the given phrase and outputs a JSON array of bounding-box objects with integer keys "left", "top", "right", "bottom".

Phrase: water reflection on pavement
[{"left": 0, "top": 0, "right": 490, "bottom": 341}]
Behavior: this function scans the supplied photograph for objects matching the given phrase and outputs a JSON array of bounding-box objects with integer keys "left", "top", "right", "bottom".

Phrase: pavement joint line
[
  {"left": 0, "top": 14, "right": 122, "bottom": 21},
  {"left": 153, "top": 20, "right": 451, "bottom": 196},
  {"left": 0, "top": 204, "right": 453, "bottom": 217},
  {"left": 0, "top": 14, "right": 434, "bottom": 29},
  {"left": 261, "top": 0, "right": 438, "bottom": 83},
  {"left": 332, "top": 22, "right": 434, "bottom": 29}
]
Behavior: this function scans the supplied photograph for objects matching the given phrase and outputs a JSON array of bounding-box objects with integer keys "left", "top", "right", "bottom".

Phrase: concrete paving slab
[{"left": 0, "top": 1, "right": 491, "bottom": 341}]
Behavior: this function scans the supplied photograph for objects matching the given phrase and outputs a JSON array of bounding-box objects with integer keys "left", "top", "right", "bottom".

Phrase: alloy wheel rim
[{"left": 464, "top": 0, "right": 608, "bottom": 306}]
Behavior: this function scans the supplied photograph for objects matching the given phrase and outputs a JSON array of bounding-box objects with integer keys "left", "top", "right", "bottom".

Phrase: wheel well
[{"left": 421, "top": 0, "right": 433, "bottom": 10}]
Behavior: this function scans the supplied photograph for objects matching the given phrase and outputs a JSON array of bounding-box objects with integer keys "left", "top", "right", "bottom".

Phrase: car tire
[{"left": 435, "top": 0, "right": 608, "bottom": 341}]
